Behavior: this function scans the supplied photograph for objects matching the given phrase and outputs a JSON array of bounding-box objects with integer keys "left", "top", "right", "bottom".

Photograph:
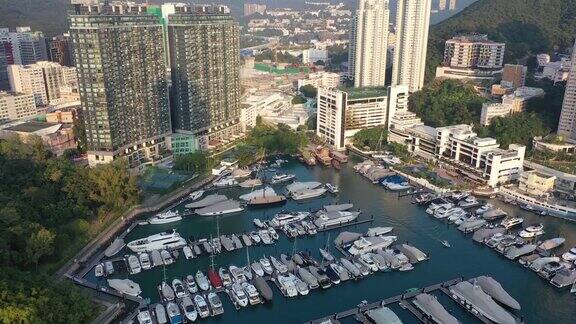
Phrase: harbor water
[{"left": 92, "top": 157, "right": 576, "bottom": 323}]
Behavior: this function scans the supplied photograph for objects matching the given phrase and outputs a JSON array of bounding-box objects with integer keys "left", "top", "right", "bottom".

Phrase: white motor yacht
[
  {"left": 127, "top": 255, "right": 141, "bottom": 274},
  {"left": 231, "top": 283, "right": 249, "bottom": 307},
  {"left": 137, "top": 309, "right": 153, "bottom": 324},
  {"left": 242, "top": 282, "right": 261, "bottom": 305},
  {"left": 182, "top": 245, "right": 194, "bottom": 260},
  {"left": 108, "top": 279, "right": 141, "bottom": 297},
  {"left": 458, "top": 195, "right": 478, "bottom": 207},
  {"left": 127, "top": 230, "right": 187, "bottom": 253},
  {"left": 270, "top": 256, "right": 288, "bottom": 274},
  {"left": 219, "top": 267, "right": 232, "bottom": 286},
  {"left": 229, "top": 265, "right": 247, "bottom": 283},
  {"left": 291, "top": 188, "right": 327, "bottom": 200},
  {"left": 253, "top": 218, "right": 266, "bottom": 228},
  {"left": 159, "top": 281, "right": 174, "bottom": 301},
  {"left": 314, "top": 211, "right": 360, "bottom": 229},
  {"left": 180, "top": 297, "right": 197, "bottom": 322},
  {"left": 500, "top": 217, "right": 524, "bottom": 229},
  {"left": 251, "top": 261, "right": 265, "bottom": 277},
  {"left": 277, "top": 273, "right": 298, "bottom": 297},
  {"left": 184, "top": 275, "right": 198, "bottom": 293},
  {"left": 259, "top": 230, "right": 273, "bottom": 244},
  {"left": 348, "top": 235, "right": 397, "bottom": 255},
  {"left": 249, "top": 231, "right": 262, "bottom": 244},
  {"left": 147, "top": 210, "right": 182, "bottom": 225},
  {"left": 270, "top": 173, "right": 296, "bottom": 184},
  {"left": 326, "top": 183, "right": 339, "bottom": 194},
  {"left": 138, "top": 252, "right": 151, "bottom": 270},
  {"left": 208, "top": 292, "right": 224, "bottom": 315},
  {"left": 561, "top": 247, "right": 576, "bottom": 262},
  {"left": 189, "top": 190, "right": 204, "bottom": 201},
  {"left": 259, "top": 257, "right": 274, "bottom": 275},
  {"left": 172, "top": 279, "right": 187, "bottom": 299},
  {"left": 160, "top": 250, "right": 173, "bottom": 265},
  {"left": 519, "top": 224, "right": 545, "bottom": 238},
  {"left": 475, "top": 203, "right": 493, "bottom": 215},
  {"left": 195, "top": 270, "right": 211, "bottom": 291},
  {"left": 270, "top": 211, "right": 310, "bottom": 227}
]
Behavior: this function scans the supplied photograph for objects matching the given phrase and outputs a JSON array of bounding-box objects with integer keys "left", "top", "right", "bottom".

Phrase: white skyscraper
[
  {"left": 348, "top": 0, "right": 390, "bottom": 87},
  {"left": 391, "top": 0, "right": 431, "bottom": 93},
  {"left": 557, "top": 39, "right": 576, "bottom": 142}
]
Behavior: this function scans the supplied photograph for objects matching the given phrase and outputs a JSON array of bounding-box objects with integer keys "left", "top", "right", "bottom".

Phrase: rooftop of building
[
  {"left": 408, "top": 125, "right": 437, "bottom": 139},
  {"left": 4, "top": 121, "right": 61, "bottom": 133},
  {"left": 339, "top": 86, "right": 387, "bottom": 100},
  {"left": 447, "top": 34, "right": 504, "bottom": 45},
  {"left": 522, "top": 170, "right": 556, "bottom": 180}
]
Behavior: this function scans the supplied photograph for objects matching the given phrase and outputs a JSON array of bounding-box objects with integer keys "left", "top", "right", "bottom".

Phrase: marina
[{"left": 74, "top": 156, "right": 575, "bottom": 323}]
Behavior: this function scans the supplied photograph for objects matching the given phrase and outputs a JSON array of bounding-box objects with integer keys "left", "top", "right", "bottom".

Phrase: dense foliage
[
  {"left": 173, "top": 152, "right": 214, "bottom": 173},
  {"left": 292, "top": 95, "right": 307, "bottom": 104},
  {"left": 299, "top": 84, "right": 317, "bottom": 98},
  {"left": 426, "top": 0, "right": 576, "bottom": 81},
  {"left": 352, "top": 126, "right": 387, "bottom": 150},
  {"left": 246, "top": 121, "right": 308, "bottom": 154},
  {"left": 409, "top": 79, "right": 485, "bottom": 127},
  {"left": 477, "top": 112, "right": 550, "bottom": 148},
  {"left": 0, "top": 136, "right": 138, "bottom": 322}
]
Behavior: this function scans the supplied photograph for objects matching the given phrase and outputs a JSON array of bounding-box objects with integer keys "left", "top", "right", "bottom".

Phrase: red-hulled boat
[{"left": 208, "top": 268, "right": 223, "bottom": 289}]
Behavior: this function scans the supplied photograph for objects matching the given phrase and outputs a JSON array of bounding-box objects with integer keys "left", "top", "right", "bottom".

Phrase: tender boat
[
  {"left": 270, "top": 211, "right": 310, "bottom": 227},
  {"left": 208, "top": 292, "right": 224, "bottom": 315},
  {"left": 194, "top": 294, "right": 210, "bottom": 318},
  {"left": 166, "top": 302, "right": 182, "bottom": 324},
  {"left": 195, "top": 270, "right": 210, "bottom": 291},
  {"left": 325, "top": 183, "right": 339, "bottom": 194},
  {"left": 127, "top": 230, "right": 187, "bottom": 253},
  {"left": 185, "top": 194, "right": 228, "bottom": 209},
  {"left": 137, "top": 309, "right": 153, "bottom": 324},
  {"left": 94, "top": 263, "right": 104, "bottom": 277},
  {"left": 172, "top": 279, "right": 187, "bottom": 298},
  {"left": 160, "top": 250, "right": 173, "bottom": 265},
  {"left": 242, "top": 282, "right": 261, "bottom": 305},
  {"left": 180, "top": 297, "right": 197, "bottom": 322},
  {"left": 108, "top": 279, "right": 141, "bottom": 297},
  {"left": 314, "top": 211, "right": 360, "bottom": 229},
  {"left": 519, "top": 224, "right": 544, "bottom": 238},
  {"left": 159, "top": 281, "right": 175, "bottom": 301},
  {"left": 231, "top": 283, "right": 249, "bottom": 307},
  {"left": 185, "top": 275, "right": 198, "bottom": 293},
  {"left": 367, "top": 227, "right": 393, "bottom": 237},
  {"left": 270, "top": 173, "right": 296, "bottom": 184},
  {"left": 147, "top": 210, "right": 181, "bottom": 225},
  {"left": 249, "top": 231, "right": 262, "bottom": 244},
  {"left": 291, "top": 188, "right": 327, "bottom": 200}
]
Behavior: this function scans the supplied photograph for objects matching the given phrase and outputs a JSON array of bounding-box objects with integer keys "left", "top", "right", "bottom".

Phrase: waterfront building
[
  {"left": 316, "top": 86, "right": 388, "bottom": 150},
  {"left": 518, "top": 170, "right": 556, "bottom": 198},
  {"left": 8, "top": 61, "right": 74, "bottom": 106},
  {"left": 244, "top": 3, "right": 267, "bottom": 16},
  {"left": 0, "top": 120, "right": 76, "bottom": 156},
  {"left": 69, "top": 2, "right": 172, "bottom": 168},
  {"left": 0, "top": 91, "right": 36, "bottom": 123},
  {"left": 48, "top": 34, "right": 75, "bottom": 67},
  {"left": 348, "top": 0, "right": 390, "bottom": 87},
  {"left": 435, "top": 34, "right": 505, "bottom": 83},
  {"left": 557, "top": 39, "right": 576, "bottom": 143},
  {"left": 501, "top": 64, "right": 527, "bottom": 89},
  {"left": 392, "top": 0, "right": 431, "bottom": 92},
  {"left": 168, "top": 4, "right": 242, "bottom": 151},
  {"left": 297, "top": 72, "right": 341, "bottom": 90}
]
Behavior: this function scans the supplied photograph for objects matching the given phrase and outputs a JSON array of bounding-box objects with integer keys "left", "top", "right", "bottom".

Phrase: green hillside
[{"left": 426, "top": 0, "right": 576, "bottom": 81}]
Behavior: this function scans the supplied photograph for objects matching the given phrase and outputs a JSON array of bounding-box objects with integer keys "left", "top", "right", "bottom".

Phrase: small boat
[
  {"left": 104, "top": 237, "right": 125, "bottom": 257},
  {"left": 442, "top": 240, "right": 451, "bottom": 248},
  {"left": 137, "top": 252, "right": 151, "bottom": 271},
  {"left": 147, "top": 210, "right": 182, "bottom": 225},
  {"left": 242, "top": 234, "right": 252, "bottom": 247},
  {"left": 271, "top": 173, "right": 296, "bottom": 184},
  {"left": 166, "top": 302, "right": 182, "bottom": 324},
  {"left": 150, "top": 250, "right": 163, "bottom": 267},
  {"left": 550, "top": 269, "right": 576, "bottom": 289},
  {"left": 172, "top": 279, "right": 187, "bottom": 298},
  {"left": 519, "top": 224, "right": 544, "bottom": 238},
  {"left": 280, "top": 254, "right": 296, "bottom": 272},
  {"left": 319, "top": 248, "right": 335, "bottom": 262},
  {"left": 308, "top": 266, "right": 331, "bottom": 289},
  {"left": 238, "top": 178, "right": 263, "bottom": 188},
  {"left": 324, "top": 264, "right": 341, "bottom": 284},
  {"left": 108, "top": 278, "right": 142, "bottom": 297},
  {"left": 208, "top": 268, "right": 223, "bottom": 289},
  {"left": 475, "top": 203, "right": 493, "bottom": 215},
  {"left": 538, "top": 237, "right": 565, "bottom": 252},
  {"left": 219, "top": 267, "right": 232, "bottom": 286},
  {"left": 208, "top": 292, "right": 224, "bottom": 315},
  {"left": 95, "top": 264, "right": 104, "bottom": 277},
  {"left": 302, "top": 220, "right": 317, "bottom": 234},
  {"left": 220, "top": 236, "right": 234, "bottom": 251},
  {"left": 242, "top": 282, "right": 261, "bottom": 305},
  {"left": 268, "top": 227, "right": 279, "bottom": 240},
  {"left": 340, "top": 258, "right": 361, "bottom": 278},
  {"left": 562, "top": 247, "right": 576, "bottom": 262},
  {"left": 326, "top": 183, "right": 339, "bottom": 194},
  {"left": 253, "top": 218, "right": 266, "bottom": 228},
  {"left": 161, "top": 250, "right": 173, "bottom": 265},
  {"left": 155, "top": 304, "right": 167, "bottom": 324},
  {"left": 251, "top": 261, "right": 265, "bottom": 277},
  {"left": 189, "top": 190, "right": 204, "bottom": 201},
  {"left": 254, "top": 276, "right": 274, "bottom": 301},
  {"left": 193, "top": 244, "right": 202, "bottom": 255},
  {"left": 194, "top": 294, "right": 210, "bottom": 318},
  {"left": 185, "top": 275, "right": 198, "bottom": 293},
  {"left": 366, "top": 227, "right": 393, "bottom": 237},
  {"left": 270, "top": 256, "right": 288, "bottom": 274},
  {"left": 371, "top": 253, "right": 388, "bottom": 271},
  {"left": 195, "top": 270, "right": 210, "bottom": 291},
  {"left": 213, "top": 176, "right": 238, "bottom": 187},
  {"left": 249, "top": 231, "right": 262, "bottom": 244},
  {"left": 231, "top": 283, "right": 249, "bottom": 307},
  {"left": 137, "top": 309, "right": 152, "bottom": 324},
  {"left": 359, "top": 253, "right": 379, "bottom": 272},
  {"left": 231, "top": 234, "right": 243, "bottom": 249},
  {"left": 330, "top": 263, "right": 351, "bottom": 281},
  {"left": 202, "top": 241, "right": 213, "bottom": 254},
  {"left": 298, "top": 266, "right": 319, "bottom": 289},
  {"left": 259, "top": 230, "right": 273, "bottom": 244},
  {"left": 229, "top": 265, "right": 247, "bottom": 283},
  {"left": 293, "top": 274, "right": 309, "bottom": 295},
  {"left": 259, "top": 257, "right": 274, "bottom": 275},
  {"left": 182, "top": 246, "right": 194, "bottom": 260},
  {"left": 180, "top": 297, "right": 197, "bottom": 322},
  {"left": 159, "top": 281, "right": 175, "bottom": 301},
  {"left": 126, "top": 255, "right": 141, "bottom": 274}
]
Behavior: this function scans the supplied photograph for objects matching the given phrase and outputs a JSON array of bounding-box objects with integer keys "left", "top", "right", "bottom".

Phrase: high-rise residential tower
[
  {"left": 558, "top": 40, "right": 576, "bottom": 142},
  {"left": 348, "top": 0, "right": 390, "bottom": 87},
  {"left": 391, "top": 0, "right": 431, "bottom": 92},
  {"left": 168, "top": 5, "right": 241, "bottom": 150},
  {"left": 69, "top": 2, "right": 171, "bottom": 167}
]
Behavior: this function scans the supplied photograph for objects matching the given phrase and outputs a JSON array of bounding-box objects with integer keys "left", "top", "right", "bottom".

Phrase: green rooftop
[{"left": 339, "top": 86, "right": 388, "bottom": 100}]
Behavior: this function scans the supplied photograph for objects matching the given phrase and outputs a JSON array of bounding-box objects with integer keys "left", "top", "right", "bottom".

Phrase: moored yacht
[
  {"left": 561, "top": 246, "right": 576, "bottom": 262},
  {"left": 147, "top": 210, "right": 182, "bottom": 225},
  {"left": 270, "top": 211, "right": 310, "bottom": 227},
  {"left": 195, "top": 199, "right": 244, "bottom": 216},
  {"left": 277, "top": 273, "right": 298, "bottom": 297},
  {"left": 184, "top": 275, "right": 198, "bottom": 293},
  {"left": 242, "top": 282, "right": 261, "bottom": 305},
  {"left": 291, "top": 188, "right": 327, "bottom": 200},
  {"left": 189, "top": 190, "right": 204, "bottom": 201},
  {"left": 172, "top": 279, "right": 187, "bottom": 299},
  {"left": 127, "top": 255, "right": 141, "bottom": 274},
  {"left": 108, "top": 279, "right": 141, "bottom": 297},
  {"left": 500, "top": 217, "right": 524, "bottom": 229},
  {"left": 270, "top": 173, "right": 296, "bottom": 184},
  {"left": 166, "top": 301, "right": 183, "bottom": 324},
  {"left": 180, "top": 297, "right": 197, "bottom": 322},
  {"left": 325, "top": 183, "right": 339, "bottom": 194},
  {"left": 519, "top": 224, "right": 545, "bottom": 238},
  {"left": 194, "top": 294, "right": 210, "bottom": 318},
  {"left": 195, "top": 270, "right": 210, "bottom": 291},
  {"left": 348, "top": 235, "right": 397, "bottom": 255},
  {"left": 127, "top": 230, "right": 186, "bottom": 253},
  {"left": 314, "top": 211, "right": 360, "bottom": 229},
  {"left": 208, "top": 292, "right": 224, "bottom": 315},
  {"left": 231, "top": 283, "right": 249, "bottom": 307}
]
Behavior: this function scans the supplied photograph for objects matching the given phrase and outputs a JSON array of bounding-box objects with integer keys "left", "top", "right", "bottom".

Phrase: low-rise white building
[
  {"left": 240, "top": 91, "right": 310, "bottom": 131},
  {"left": 316, "top": 86, "right": 388, "bottom": 150},
  {"left": 302, "top": 48, "right": 328, "bottom": 64},
  {"left": 480, "top": 87, "right": 545, "bottom": 126},
  {"left": 296, "top": 71, "right": 341, "bottom": 90}
]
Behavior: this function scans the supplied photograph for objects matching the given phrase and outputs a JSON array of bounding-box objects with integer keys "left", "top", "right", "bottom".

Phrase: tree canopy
[{"left": 300, "top": 84, "right": 318, "bottom": 98}]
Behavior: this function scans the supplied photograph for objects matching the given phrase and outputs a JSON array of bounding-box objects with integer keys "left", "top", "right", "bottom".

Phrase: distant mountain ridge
[{"left": 426, "top": 0, "right": 576, "bottom": 80}]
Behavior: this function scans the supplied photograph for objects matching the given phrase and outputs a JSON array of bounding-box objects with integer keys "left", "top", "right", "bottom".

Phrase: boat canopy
[
  {"left": 365, "top": 307, "right": 402, "bottom": 324},
  {"left": 334, "top": 231, "right": 362, "bottom": 246}
]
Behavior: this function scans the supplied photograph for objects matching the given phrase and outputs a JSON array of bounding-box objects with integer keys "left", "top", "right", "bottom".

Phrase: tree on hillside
[{"left": 300, "top": 84, "right": 318, "bottom": 98}]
